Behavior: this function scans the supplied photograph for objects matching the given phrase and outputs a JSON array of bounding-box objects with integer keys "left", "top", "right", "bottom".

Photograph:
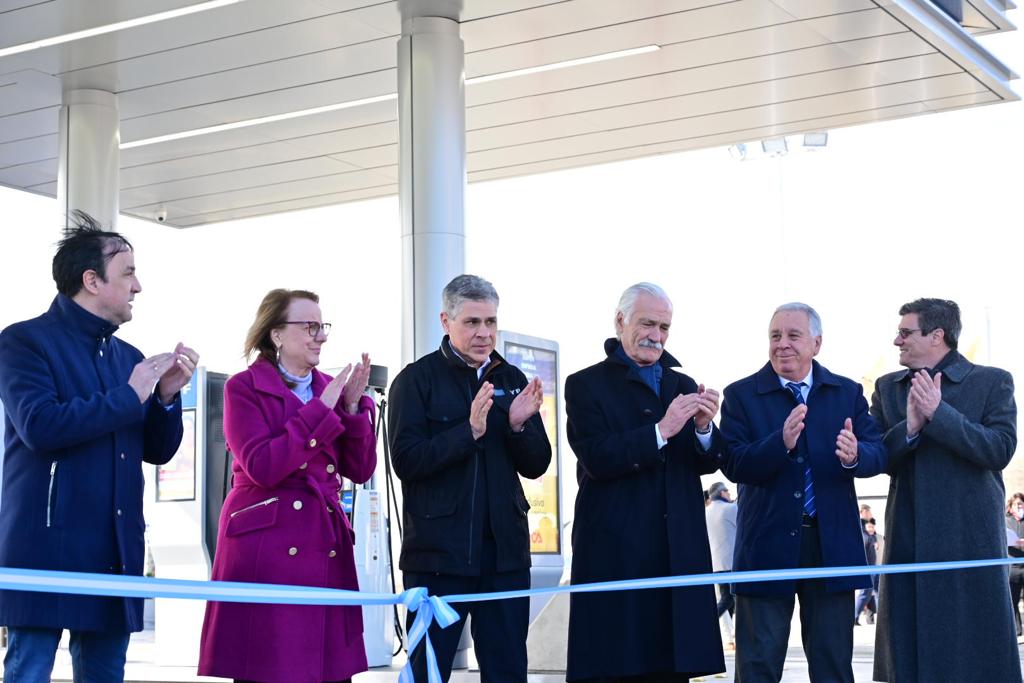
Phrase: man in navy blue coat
[
  {"left": 0, "top": 216, "right": 198, "bottom": 682},
  {"left": 719, "top": 302, "right": 886, "bottom": 683},
  {"left": 566, "top": 282, "right": 726, "bottom": 682}
]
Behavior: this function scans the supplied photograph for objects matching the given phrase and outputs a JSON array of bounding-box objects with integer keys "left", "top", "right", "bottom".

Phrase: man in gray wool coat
[{"left": 870, "top": 298, "right": 1020, "bottom": 683}]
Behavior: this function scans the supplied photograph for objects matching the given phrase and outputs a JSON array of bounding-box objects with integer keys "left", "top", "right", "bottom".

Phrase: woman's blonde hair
[{"left": 243, "top": 288, "right": 320, "bottom": 366}]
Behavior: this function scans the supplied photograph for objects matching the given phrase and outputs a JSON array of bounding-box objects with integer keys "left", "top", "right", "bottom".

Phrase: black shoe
[{"left": 867, "top": 613, "right": 875, "bottom": 625}]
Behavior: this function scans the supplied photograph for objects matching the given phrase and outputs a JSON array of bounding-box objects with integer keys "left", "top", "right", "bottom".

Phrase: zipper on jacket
[
  {"left": 467, "top": 456, "right": 478, "bottom": 565},
  {"left": 46, "top": 461, "right": 57, "bottom": 528},
  {"left": 229, "top": 496, "right": 279, "bottom": 517}
]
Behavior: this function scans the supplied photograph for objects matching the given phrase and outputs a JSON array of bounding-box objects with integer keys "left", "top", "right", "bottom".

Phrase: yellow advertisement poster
[{"left": 504, "top": 342, "right": 561, "bottom": 554}]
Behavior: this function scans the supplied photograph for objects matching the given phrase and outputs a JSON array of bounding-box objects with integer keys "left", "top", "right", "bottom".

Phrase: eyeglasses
[
  {"left": 284, "top": 321, "right": 332, "bottom": 338},
  {"left": 896, "top": 328, "right": 922, "bottom": 339}
]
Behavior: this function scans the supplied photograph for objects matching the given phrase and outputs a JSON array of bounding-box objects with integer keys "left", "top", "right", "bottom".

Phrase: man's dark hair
[
  {"left": 898, "top": 298, "right": 961, "bottom": 350},
  {"left": 52, "top": 211, "right": 133, "bottom": 298}
]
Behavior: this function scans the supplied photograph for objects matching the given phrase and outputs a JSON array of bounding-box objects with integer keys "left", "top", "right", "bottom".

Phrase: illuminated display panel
[{"left": 502, "top": 340, "right": 560, "bottom": 555}]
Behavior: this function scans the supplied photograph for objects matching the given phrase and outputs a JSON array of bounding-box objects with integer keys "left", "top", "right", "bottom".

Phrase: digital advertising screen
[
  {"left": 157, "top": 409, "right": 197, "bottom": 502},
  {"left": 502, "top": 340, "right": 561, "bottom": 555}
]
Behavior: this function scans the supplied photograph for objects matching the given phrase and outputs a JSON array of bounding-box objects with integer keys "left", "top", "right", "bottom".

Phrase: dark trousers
[
  {"left": 716, "top": 577, "right": 735, "bottom": 618},
  {"left": 1010, "top": 565, "right": 1024, "bottom": 636},
  {"left": 403, "top": 541, "right": 530, "bottom": 683},
  {"left": 734, "top": 523, "right": 855, "bottom": 683}
]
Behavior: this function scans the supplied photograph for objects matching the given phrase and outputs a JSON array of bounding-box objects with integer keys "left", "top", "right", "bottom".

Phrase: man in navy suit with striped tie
[{"left": 718, "top": 303, "right": 887, "bottom": 683}]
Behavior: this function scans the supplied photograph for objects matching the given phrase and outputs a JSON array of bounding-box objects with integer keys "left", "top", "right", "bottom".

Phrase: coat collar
[
  {"left": 602, "top": 337, "right": 681, "bottom": 369},
  {"left": 249, "top": 356, "right": 329, "bottom": 399},
  {"left": 892, "top": 350, "right": 970, "bottom": 384},
  {"left": 754, "top": 359, "right": 840, "bottom": 396},
  {"left": 49, "top": 293, "right": 119, "bottom": 342},
  {"left": 438, "top": 335, "right": 506, "bottom": 375}
]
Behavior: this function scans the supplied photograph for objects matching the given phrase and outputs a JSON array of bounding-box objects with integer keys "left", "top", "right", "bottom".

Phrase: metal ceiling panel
[{"left": 0, "top": 0, "right": 1016, "bottom": 227}]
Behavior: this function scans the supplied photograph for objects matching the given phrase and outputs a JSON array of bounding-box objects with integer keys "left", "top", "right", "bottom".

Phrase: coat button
[
  {"left": 327, "top": 506, "right": 334, "bottom": 513},
  {"left": 299, "top": 462, "right": 308, "bottom": 470},
  {"left": 288, "top": 547, "right": 298, "bottom": 556},
  {"left": 791, "top": 530, "right": 797, "bottom": 537},
  {"left": 99, "top": 349, "right": 104, "bottom": 357},
  {"left": 794, "top": 491, "right": 803, "bottom": 499},
  {"left": 796, "top": 457, "right": 805, "bottom": 464},
  {"left": 329, "top": 550, "right": 337, "bottom": 558},
  {"left": 326, "top": 464, "right": 336, "bottom": 474},
  {"left": 116, "top": 508, "right": 123, "bottom": 516},
  {"left": 293, "top": 500, "right": 303, "bottom": 510},
  {"left": 632, "top": 463, "right": 640, "bottom": 471},
  {"left": 120, "top": 452, "right": 126, "bottom": 460},
  {"left": 643, "top": 408, "right": 653, "bottom": 416},
  {"left": 308, "top": 438, "right": 317, "bottom": 448}
]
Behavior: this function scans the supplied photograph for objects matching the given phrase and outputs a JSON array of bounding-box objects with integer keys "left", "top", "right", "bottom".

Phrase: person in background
[
  {"left": 1006, "top": 493, "right": 1024, "bottom": 642},
  {"left": 0, "top": 214, "right": 195, "bottom": 682},
  {"left": 854, "top": 518, "right": 880, "bottom": 625},
  {"left": 199, "top": 288, "right": 376, "bottom": 683},
  {"left": 859, "top": 504, "right": 873, "bottom": 523},
  {"left": 706, "top": 481, "right": 738, "bottom": 651}
]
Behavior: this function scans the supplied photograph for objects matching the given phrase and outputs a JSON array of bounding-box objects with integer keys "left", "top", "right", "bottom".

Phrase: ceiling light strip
[
  {"left": 0, "top": 0, "right": 246, "bottom": 59},
  {"left": 466, "top": 45, "right": 659, "bottom": 85},
  {"left": 120, "top": 44, "right": 661, "bottom": 150},
  {"left": 119, "top": 93, "right": 398, "bottom": 149}
]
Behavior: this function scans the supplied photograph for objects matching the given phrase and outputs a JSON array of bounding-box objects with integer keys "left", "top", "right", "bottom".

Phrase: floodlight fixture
[
  {"left": 803, "top": 132, "right": 829, "bottom": 148},
  {"left": 761, "top": 138, "right": 788, "bottom": 157},
  {"left": 727, "top": 143, "right": 747, "bottom": 161}
]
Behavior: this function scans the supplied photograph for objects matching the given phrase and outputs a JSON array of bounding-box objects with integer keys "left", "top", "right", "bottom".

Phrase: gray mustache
[{"left": 638, "top": 340, "right": 663, "bottom": 350}]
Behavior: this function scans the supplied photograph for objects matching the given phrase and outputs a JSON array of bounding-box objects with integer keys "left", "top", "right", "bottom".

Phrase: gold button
[
  {"left": 308, "top": 438, "right": 317, "bottom": 448},
  {"left": 292, "top": 500, "right": 303, "bottom": 510},
  {"left": 299, "top": 462, "right": 308, "bottom": 469},
  {"left": 329, "top": 550, "right": 337, "bottom": 558},
  {"left": 327, "top": 506, "right": 334, "bottom": 513},
  {"left": 288, "top": 547, "right": 298, "bottom": 556},
  {"left": 326, "top": 464, "right": 336, "bottom": 474}
]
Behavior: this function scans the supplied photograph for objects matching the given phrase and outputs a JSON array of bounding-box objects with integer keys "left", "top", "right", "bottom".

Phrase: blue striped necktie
[{"left": 786, "top": 381, "right": 816, "bottom": 518}]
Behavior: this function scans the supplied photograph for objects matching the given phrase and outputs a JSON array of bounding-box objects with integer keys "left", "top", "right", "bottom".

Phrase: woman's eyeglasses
[{"left": 284, "top": 321, "right": 332, "bottom": 338}]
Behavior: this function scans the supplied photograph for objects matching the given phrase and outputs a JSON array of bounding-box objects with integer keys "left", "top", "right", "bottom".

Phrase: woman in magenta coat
[{"left": 198, "top": 288, "right": 377, "bottom": 683}]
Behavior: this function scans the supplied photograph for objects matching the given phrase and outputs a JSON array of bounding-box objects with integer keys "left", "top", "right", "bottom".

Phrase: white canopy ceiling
[{"left": 0, "top": 0, "right": 1017, "bottom": 227}]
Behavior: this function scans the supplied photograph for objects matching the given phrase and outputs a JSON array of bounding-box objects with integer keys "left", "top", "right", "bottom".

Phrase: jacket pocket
[
  {"left": 225, "top": 497, "right": 279, "bottom": 536},
  {"left": 406, "top": 480, "right": 459, "bottom": 520},
  {"left": 426, "top": 402, "right": 469, "bottom": 435},
  {"left": 513, "top": 488, "right": 531, "bottom": 518}
]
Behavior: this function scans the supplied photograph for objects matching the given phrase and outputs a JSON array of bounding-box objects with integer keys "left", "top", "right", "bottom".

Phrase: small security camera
[{"left": 155, "top": 208, "right": 168, "bottom": 223}]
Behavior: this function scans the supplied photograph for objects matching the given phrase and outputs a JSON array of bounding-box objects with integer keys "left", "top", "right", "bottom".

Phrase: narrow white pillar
[
  {"left": 397, "top": 4, "right": 466, "bottom": 365},
  {"left": 57, "top": 89, "right": 120, "bottom": 233}
]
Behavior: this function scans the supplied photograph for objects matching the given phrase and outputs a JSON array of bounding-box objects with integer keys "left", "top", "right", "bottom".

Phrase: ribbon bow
[{"left": 398, "top": 587, "right": 461, "bottom": 683}]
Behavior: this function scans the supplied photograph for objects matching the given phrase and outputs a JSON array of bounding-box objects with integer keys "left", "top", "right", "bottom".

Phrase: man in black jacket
[{"left": 389, "top": 274, "right": 551, "bottom": 683}]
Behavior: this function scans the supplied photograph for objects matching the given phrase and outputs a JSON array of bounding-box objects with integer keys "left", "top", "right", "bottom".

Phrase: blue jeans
[{"left": 3, "top": 627, "right": 130, "bottom": 683}]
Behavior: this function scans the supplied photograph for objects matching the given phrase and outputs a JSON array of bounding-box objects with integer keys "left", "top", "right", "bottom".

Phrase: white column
[
  {"left": 57, "top": 89, "right": 120, "bottom": 233},
  {"left": 397, "top": 4, "right": 466, "bottom": 365}
]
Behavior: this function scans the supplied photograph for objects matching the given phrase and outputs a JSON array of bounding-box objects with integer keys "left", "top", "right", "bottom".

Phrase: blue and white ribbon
[
  {"left": 1, "top": 557, "right": 1021, "bottom": 682},
  {"left": 399, "top": 587, "right": 461, "bottom": 683}
]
